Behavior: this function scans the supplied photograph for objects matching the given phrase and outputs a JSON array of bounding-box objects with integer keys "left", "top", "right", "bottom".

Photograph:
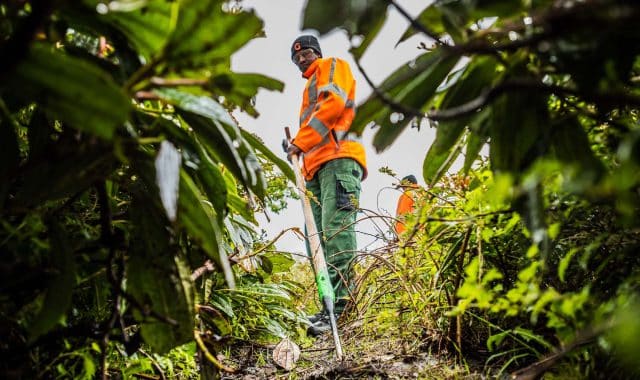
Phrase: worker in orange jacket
[
  {"left": 395, "top": 175, "right": 419, "bottom": 236},
  {"left": 286, "top": 35, "right": 367, "bottom": 335}
]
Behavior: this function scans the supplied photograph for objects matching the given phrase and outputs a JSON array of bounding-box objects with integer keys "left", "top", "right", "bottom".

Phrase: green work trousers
[{"left": 305, "top": 158, "right": 362, "bottom": 314}]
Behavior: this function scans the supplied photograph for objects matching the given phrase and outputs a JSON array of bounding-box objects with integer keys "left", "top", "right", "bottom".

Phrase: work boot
[
  {"left": 307, "top": 310, "right": 326, "bottom": 324},
  {"left": 307, "top": 315, "right": 331, "bottom": 337}
]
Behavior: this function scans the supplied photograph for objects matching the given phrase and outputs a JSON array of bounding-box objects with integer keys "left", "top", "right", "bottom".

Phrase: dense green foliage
[
  {"left": 304, "top": 0, "right": 640, "bottom": 377},
  {"left": 0, "top": 1, "right": 302, "bottom": 378}
]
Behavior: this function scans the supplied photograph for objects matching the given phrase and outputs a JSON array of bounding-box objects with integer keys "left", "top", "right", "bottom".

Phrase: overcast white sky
[{"left": 232, "top": 0, "right": 436, "bottom": 254}]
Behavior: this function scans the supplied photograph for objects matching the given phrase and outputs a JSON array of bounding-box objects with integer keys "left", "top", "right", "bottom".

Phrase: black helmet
[
  {"left": 291, "top": 35, "right": 322, "bottom": 60},
  {"left": 402, "top": 175, "right": 417, "bottom": 185}
]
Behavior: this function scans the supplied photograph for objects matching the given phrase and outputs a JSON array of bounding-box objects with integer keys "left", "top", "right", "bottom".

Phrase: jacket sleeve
[{"left": 294, "top": 58, "right": 354, "bottom": 152}]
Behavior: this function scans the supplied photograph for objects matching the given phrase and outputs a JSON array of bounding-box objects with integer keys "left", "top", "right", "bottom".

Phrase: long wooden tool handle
[
  {"left": 285, "top": 127, "right": 343, "bottom": 360},
  {"left": 286, "top": 129, "right": 331, "bottom": 300}
]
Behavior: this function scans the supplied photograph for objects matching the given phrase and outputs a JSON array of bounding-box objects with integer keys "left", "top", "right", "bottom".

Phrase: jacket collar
[{"left": 302, "top": 58, "right": 321, "bottom": 79}]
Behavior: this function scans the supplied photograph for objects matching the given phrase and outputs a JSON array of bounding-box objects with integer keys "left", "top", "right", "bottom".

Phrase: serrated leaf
[{"left": 7, "top": 43, "right": 130, "bottom": 140}]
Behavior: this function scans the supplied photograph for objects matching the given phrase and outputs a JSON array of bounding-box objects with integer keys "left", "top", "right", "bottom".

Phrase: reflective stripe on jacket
[{"left": 293, "top": 57, "right": 367, "bottom": 181}]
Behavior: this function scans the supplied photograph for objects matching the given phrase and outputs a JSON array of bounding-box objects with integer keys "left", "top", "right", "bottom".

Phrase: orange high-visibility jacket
[
  {"left": 292, "top": 57, "right": 367, "bottom": 181},
  {"left": 395, "top": 189, "right": 416, "bottom": 235}
]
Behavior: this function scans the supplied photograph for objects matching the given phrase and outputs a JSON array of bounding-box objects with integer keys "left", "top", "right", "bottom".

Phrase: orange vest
[
  {"left": 293, "top": 57, "right": 367, "bottom": 181},
  {"left": 395, "top": 190, "right": 416, "bottom": 235}
]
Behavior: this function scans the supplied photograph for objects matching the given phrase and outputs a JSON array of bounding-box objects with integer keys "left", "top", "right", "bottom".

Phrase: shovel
[{"left": 283, "top": 127, "right": 344, "bottom": 360}]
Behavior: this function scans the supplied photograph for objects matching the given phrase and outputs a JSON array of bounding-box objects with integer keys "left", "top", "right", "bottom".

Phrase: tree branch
[
  {"left": 353, "top": 57, "right": 425, "bottom": 120},
  {"left": 387, "top": 0, "right": 447, "bottom": 47},
  {"left": 428, "top": 78, "right": 640, "bottom": 121}
]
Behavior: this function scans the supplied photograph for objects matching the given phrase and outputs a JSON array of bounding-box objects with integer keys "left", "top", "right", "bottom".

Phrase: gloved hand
[{"left": 286, "top": 143, "right": 302, "bottom": 163}]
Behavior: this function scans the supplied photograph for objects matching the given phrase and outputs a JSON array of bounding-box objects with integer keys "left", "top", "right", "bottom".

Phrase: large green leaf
[
  {"left": 6, "top": 43, "right": 130, "bottom": 140},
  {"left": 423, "top": 130, "right": 467, "bottom": 186},
  {"left": 352, "top": 50, "right": 456, "bottom": 136},
  {"left": 303, "top": 0, "right": 387, "bottom": 57},
  {"left": 423, "top": 106, "right": 491, "bottom": 185},
  {"left": 241, "top": 129, "right": 295, "bottom": 183},
  {"left": 430, "top": 56, "right": 499, "bottom": 155},
  {"left": 550, "top": 116, "right": 605, "bottom": 180},
  {"left": 421, "top": 57, "right": 497, "bottom": 183},
  {"left": 82, "top": 0, "right": 173, "bottom": 59},
  {"left": 178, "top": 170, "right": 235, "bottom": 287},
  {"left": 349, "top": 5, "right": 388, "bottom": 60},
  {"left": 489, "top": 90, "right": 550, "bottom": 173},
  {"left": 59, "top": 5, "right": 146, "bottom": 79},
  {"left": 128, "top": 196, "right": 194, "bottom": 354},
  {"left": 370, "top": 51, "right": 459, "bottom": 152},
  {"left": 155, "top": 88, "right": 266, "bottom": 198},
  {"left": 220, "top": 165, "right": 253, "bottom": 222},
  {"left": 397, "top": 4, "right": 449, "bottom": 46},
  {"left": 29, "top": 220, "right": 76, "bottom": 342},
  {"left": 209, "top": 72, "right": 284, "bottom": 118},
  {"left": 165, "top": 0, "right": 263, "bottom": 69},
  {"left": 144, "top": 111, "right": 231, "bottom": 221},
  {"left": 303, "top": 0, "right": 365, "bottom": 35},
  {"left": 398, "top": 0, "right": 527, "bottom": 45},
  {"left": 463, "top": 124, "right": 489, "bottom": 174},
  {"left": 194, "top": 156, "right": 228, "bottom": 224}
]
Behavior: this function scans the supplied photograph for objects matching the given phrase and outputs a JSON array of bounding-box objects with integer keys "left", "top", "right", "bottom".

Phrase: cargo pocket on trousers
[{"left": 335, "top": 173, "right": 361, "bottom": 211}]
